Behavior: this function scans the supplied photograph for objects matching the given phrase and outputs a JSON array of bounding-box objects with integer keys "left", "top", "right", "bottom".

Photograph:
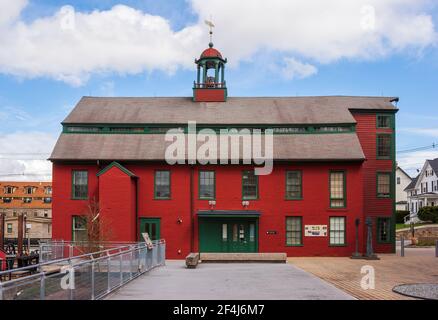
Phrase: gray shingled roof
[
  {"left": 62, "top": 96, "right": 398, "bottom": 125},
  {"left": 428, "top": 158, "right": 438, "bottom": 175},
  {"left": 49, "top": 133, "right": 365, "bottom": 161},
  {"left": 404, "top": 175, "right": 419, "bottom": 191}
]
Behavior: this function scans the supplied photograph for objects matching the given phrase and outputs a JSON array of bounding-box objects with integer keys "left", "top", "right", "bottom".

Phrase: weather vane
[{"left": 204, "top": 17, "right": 215, "bottom": 44}]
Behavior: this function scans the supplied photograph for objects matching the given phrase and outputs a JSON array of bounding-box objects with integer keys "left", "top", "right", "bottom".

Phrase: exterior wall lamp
[
  {"left": 242, "top": 201, "right": 249, "bottom": 208},
  {"left": 177, "top": 217, "right": 183, "bottom": 224}
]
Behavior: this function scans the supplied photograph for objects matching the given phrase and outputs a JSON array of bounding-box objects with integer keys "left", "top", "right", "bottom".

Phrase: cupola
[{"left": 193, "top": 20, "right": 227, "bottom": 102}]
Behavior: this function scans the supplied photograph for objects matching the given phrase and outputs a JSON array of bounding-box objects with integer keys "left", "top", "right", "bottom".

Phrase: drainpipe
[
  {"left": 135, "top": 176, "right": 139, "bottom": 241},
  {"left": 0, "top": 212, "right": 4, "bottom": 250},
  {"left": 190, "top": 165, "right": 195, "bottom": 252}
]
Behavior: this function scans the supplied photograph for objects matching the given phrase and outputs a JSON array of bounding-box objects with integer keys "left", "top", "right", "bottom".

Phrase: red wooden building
[{"left": 50, "top": 43, "right": 397, "bottom": 259}]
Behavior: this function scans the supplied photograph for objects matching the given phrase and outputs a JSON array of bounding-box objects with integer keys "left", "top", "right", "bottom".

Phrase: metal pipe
[
  {"left": 17, "top": 213, "right": 24, "bottom": 256},
  {"left": 400, "top": 236, "right": 405, "bottom": 257},
  {"left": 436, "top": 240, "right": 438, "bottom": 258}
]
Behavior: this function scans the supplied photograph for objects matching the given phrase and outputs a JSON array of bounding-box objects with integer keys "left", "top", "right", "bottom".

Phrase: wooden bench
[{"left": 185, "top": 253, "right": 200, "bottom": 269}]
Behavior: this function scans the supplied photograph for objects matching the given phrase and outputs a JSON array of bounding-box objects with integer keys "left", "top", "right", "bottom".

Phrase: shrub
[
  {"left": 396, "top": 210, "right": 410, "bottom": 224},
  {"left": 418, "top": 206, "right": 438, "bottom": 223}
]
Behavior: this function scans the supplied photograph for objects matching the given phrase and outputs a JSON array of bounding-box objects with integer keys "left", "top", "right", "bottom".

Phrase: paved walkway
[
  {"left": 289, "top": 247, "right": 438, "bottom": 300},
  {"left": 107, "top": 261, "right": 354, "bottom": 300}
]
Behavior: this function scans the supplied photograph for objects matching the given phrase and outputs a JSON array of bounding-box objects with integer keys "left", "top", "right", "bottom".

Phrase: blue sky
[{"left": 1, "top": 0, "right": 438, "bottom": 180}]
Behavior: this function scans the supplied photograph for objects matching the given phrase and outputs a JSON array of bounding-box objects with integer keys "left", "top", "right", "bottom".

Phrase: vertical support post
[
  {"left": 401, "top": 236, "right": 405, "bottom": 257},
  {"left": 40, "top": 273, "right": 45, "bottom": 300},
  {"left": 221, "top": 64, "right": 225, "bottom": 86},
  {"left": 197, "top": 65, "right": 200, "bottom": 85},
  {"left": 214, "top": 62, "right": 218, "bottom": 84},
  {"left": 69, "top": 244, "right": 73, "bottom": 258},
  {"left": 0, "top": 212, "right": 4, "bottom": 251},
  {"left": 91, "top": 261, "right": 95, "bottom": 300},
  {"left": 17, "top": 213, "right": 24, "bottom": 256},
  {"left": 203, "top": 63, "right": 207, "bottom": 85},
  {"left": 119, "top": 251, "right": 123, "bottom": 285},
  {"left": 107, "top": 256, "right": 111, "bottom": 293},
  {"left": 130, "top": 250, "right": 133, "bottom": 279},
  {"left": 0, "top": 282, "right": 3, "bottom": 300},
  {"left": 435, "top": 240, "right": 438, "bottom": 258}
]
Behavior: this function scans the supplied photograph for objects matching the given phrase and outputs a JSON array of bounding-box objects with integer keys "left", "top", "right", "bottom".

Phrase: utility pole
[
  {"left": 0, "top": 212, "right": 4, "bottom": 251},
  {"left": 17, "top": 213, "right": 24, "bottom": 256}
]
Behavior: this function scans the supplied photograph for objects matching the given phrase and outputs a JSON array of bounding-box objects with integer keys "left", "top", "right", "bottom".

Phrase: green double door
[
  {"left": 139, "top": 218, "right": 160, "bottom": 241},
  {"left": 199, "top": 218, "right": 258, "bottom": 253}
]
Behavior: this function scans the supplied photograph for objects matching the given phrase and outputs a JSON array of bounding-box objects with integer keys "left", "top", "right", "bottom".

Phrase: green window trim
[
  {"left": 329, "top": 216, "right": 347, "bottom": 246},
  {"left": 199, "top": 170, "right": 216, "bottom": 200},
  {"left": 376, "top": 114, "right": 394, "bottom": 129},
  {"left": 377, "top": 217, "right": 392, "bottom": 244},
  {"left": 285, "top": 170, "right": 302, "bottom": 200},
  {"left": 71, "top": 170, "right": 88, "bottom": 200},
  {"left": 376, "top": 172, "right": 392, "bottom": 198},
  {"left": 154, "top": 170, "right": 171, "bottom": 199},
  {"left": 329, "top": 170, "right": 346, "bottom": 209},
  {"left": 62, "top": 123, "right": 356, "bottom": 135},
  {"left": 242, "top": 170, "right": 259, "bottom": 200},
  {"left": 71, "top": 215, "right": 88, "bottom": 241},
  {"left": 376, "top": 133, "right": 393, "bottom": 160},
  {"left": 285, "top": 216, "right": 303, "bottom": 246}
]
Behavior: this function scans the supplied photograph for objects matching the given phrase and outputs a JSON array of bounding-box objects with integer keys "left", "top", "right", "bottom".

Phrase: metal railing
[
  {"left": 39, "top": 240, "right": 147, "bottom": 263},
  {"left": 0, "top": 240, "right": 165, "bottom": 300}
]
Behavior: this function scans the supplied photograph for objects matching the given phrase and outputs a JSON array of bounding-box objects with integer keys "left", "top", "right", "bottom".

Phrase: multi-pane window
[
  {"left": 154, "top": 170, "right": 170, "bottom": 199},
  {"left": 329, "top": 171, "right": 346, "bottom": 208},
  {"left": 329, "top": 217, "right": 346, "bottom": 245},
  {"left": 72, "top": 170, "right": 88, "bottom": 199},
  {"left": 25, "top": 187, "right": 33, "bottom": 194},
  {"left": 45, "top": 187, "right": 52, "bottom": 195},
  {"left": 242, "top": 170, "right": 258, "bottom": 200},
  {"left": 7, "top": 223, "right": 12, "bottom": 234},
  {"left": 4, "top": 186, "right": 14, "bottom": 194},
  {"left": 286, "top": 217, "right": 302, "bottom": 246},
  {"left": 377, "top": 115, "right": 392, "bottom": 128},
  {"left": 397, "top": 177, "right": 400, "bottom": 185},
  {"left": 376, "top": 134, "right": 391, "bottom": 159},
  {"left": 72, "top": 216, "right": 87, "bottom": 241},
  {"left": 3, "top": 198, "right": 11, "bottom": 204},
  {"left": 377, "top": 218, "right": 391, "bottom": 243},
  {"left": 377, "top": 173, "right": 391, "bottom": 197},
  {"left": 199, "top": 171, "right": 215, "bottom": 199},
  {"left": 286, "top": 171, "right": 302, "bottom": 199},
  {"left": 23, "top": 197, "right": 32, "bottom": 203},
  {"left": 44, "top": 197, "right": 52, "bottom": 204}
]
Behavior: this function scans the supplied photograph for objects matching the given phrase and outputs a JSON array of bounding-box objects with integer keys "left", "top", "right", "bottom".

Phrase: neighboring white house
[
  {"left": 396, "top": 166, "right": 412, "bottom": 211},
  {"left": 405, "top": 158, "right": 438, "bottom": 223}
]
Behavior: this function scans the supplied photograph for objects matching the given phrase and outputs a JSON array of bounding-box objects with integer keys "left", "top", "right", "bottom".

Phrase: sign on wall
[{"left": 305, "top": 225, "right": 327, "bottom": 237}]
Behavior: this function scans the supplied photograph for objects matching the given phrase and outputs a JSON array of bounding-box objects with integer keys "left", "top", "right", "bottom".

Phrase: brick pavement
[{"left": 288, "top": 247, "right": 438, "bottom": 300}]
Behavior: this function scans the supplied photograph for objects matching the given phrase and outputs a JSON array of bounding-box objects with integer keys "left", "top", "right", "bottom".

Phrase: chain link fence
[{"left": 0, "top": 240, "right": 165, "bottom": 300}]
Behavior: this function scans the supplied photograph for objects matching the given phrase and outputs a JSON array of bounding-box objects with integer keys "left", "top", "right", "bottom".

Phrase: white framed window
[{"left": 329, "top": 217, "right": 346, "bottom": 246}]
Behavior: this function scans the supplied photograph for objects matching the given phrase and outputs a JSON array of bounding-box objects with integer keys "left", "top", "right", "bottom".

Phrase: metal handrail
[
  {"left": 0, "top": 240, "right": 163, "bottom": 277},
  {"left": 0, "top": 239, "right": 166, "bottom": 300}
]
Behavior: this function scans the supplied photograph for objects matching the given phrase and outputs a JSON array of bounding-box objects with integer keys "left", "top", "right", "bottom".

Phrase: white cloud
[
  {"left": 281, "top": 57, "right": 318, "bottom": 80},
  {"left": 0, "top": 0, "right": 435, "bottom": 85},
  {"left": 398, "top": 150, "right": 438, "bottom": 176},
  {"left": 0, "top": 131, "right": 56, "bottom": 181},
  {"left": 399, "top": 127, "right": 438, "bottom": 138}
]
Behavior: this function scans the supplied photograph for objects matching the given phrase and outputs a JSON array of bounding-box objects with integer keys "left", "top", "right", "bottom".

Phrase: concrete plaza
[{"left": 106, "top": 260, "right": 354, "bottom": 300}]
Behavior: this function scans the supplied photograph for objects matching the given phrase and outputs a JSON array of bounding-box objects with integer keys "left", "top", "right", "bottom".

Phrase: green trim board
[
  {"left": 96, "top": 161, "right": 137, "bottom": 178},
  {"left": 62, "top": 123, "right": 357, "bottom": 135}
]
